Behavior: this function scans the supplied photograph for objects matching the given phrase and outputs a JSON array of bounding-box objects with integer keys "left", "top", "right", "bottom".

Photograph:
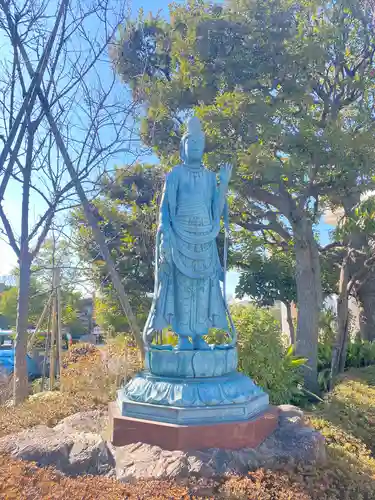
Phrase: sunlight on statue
[{"left": 143, "top": 115, "right": 235, "bottom": 351}]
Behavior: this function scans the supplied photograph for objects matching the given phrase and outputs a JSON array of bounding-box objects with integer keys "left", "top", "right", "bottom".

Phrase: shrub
[
  {"left": 231, "top": 305, "right": 306, "bottom": 405},
  {"left": 316, "top": 309, "right": 375, "bottom": 391},
  {"left": 346, "top": 338, "right": 375, "bottom": 369},
  {"left": 61, "top": 341, "right": 140, "bottom": 401}
]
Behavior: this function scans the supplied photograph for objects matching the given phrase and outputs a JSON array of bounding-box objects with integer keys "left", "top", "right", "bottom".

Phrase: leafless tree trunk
[
  {"left": 0, "top": 0, "right": 145, "bottom": 402},
  {"left": 13, "top": 120, "right": 34, "bottom": 403},
  {"left": 9, "top": 20, "right": 144, "bottom": 355}
]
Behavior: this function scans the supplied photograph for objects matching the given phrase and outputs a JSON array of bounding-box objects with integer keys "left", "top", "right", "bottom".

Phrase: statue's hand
[
  {"left": 219, "top": 163, "right": 233, "bottom": 186},
  {"left": 160, "top": 232, "right": 172, "bottom": 264}
]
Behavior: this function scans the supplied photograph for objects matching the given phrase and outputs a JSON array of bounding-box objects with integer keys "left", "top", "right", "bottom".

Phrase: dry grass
[
  {"left": 0, "top": 373, "right": 12, "bottom": 406},
  {"left": 305, "top": 366, "right": 375, "bottom": 500},
  {"left": 0, "top": 342, "right": 140, "bottom": 439},
  {"left": 0, "top": 454, "right": 189, "bottom": 499},
  {"left": 0, "top": 456, "right": 373, "bottom": 499}
]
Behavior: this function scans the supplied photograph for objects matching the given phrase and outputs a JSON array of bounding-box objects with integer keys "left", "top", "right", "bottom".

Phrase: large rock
[
  {"left": 53, "top": 410, "right": 108, "bottom": 436},
  {"left": 64, "top": 431, "right": 114, "bottom": 476},
  {"left": 278, "top": 404, "right": 305, "bottom": 428},
  {"left": 0, "top": 425, "right": 74, "bottom": 469},
  {"left": 115, "top": 425, "right": 325, "bottom": 482},
  {"left": 115, "top": 444, "right": 218, "bottom": 481},
  {"left": 0, "top": 406, "right": 325, "bottom": 481},
  {"left": 115, "top": 407, "right": 326, "bottom": 482},
  {"left": 256, "top": 425, "right": 326, "bottom": 466},
  {"left": 0, "top": 423, "right": 114, "bottom": 477}
]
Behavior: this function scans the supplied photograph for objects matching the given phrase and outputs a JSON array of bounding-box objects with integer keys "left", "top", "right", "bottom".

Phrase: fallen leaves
[{"left": 0, "top": 455, "right": 189, "bottom": 500}]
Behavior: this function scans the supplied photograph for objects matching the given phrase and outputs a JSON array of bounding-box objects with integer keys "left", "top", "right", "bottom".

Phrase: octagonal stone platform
[
  {"left": 118, "top": 371, "right": 268, "bottom": 425},
  {"left": 110, "top": 402, "right": 279, "bottom": 450}
]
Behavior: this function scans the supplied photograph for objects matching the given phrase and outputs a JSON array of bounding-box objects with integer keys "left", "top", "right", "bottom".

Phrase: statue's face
[{"left": 184, "top": 133, "right": 205, "bottom": 162}]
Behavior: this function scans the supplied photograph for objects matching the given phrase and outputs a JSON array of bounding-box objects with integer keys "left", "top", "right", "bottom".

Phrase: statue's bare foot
[
  {"left": 176, "top": 337, "right": 193, "bottom": 350},
  {"left": 193, "top": 337, "right": 210, "bottom": 350}
]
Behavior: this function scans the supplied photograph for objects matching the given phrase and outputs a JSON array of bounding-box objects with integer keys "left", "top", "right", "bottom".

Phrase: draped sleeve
[
  {"left": 211, "top": 171, "right": 221, "bottom": 224},
  {"left": 158, "top": 174, "right": 170, "bottom": 234}
]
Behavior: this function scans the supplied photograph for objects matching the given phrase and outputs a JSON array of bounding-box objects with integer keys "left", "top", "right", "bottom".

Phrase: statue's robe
[{"left": 144, "top": 164, "right": 229, "bottom": 340}]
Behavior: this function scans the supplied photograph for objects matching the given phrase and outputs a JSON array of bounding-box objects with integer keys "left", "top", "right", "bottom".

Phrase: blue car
[{"left": 0, "top": 350, "right": 41, "bottom": 379}]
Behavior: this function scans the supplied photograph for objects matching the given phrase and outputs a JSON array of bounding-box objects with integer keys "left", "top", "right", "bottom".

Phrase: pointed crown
[{"left": 182, "top": 115, "right": 204, "bottom": 139}]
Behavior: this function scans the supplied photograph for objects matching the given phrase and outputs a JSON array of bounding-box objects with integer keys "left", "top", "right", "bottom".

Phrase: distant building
[{"left": 228, "top": 296, "right": 251, "bottom": 306}]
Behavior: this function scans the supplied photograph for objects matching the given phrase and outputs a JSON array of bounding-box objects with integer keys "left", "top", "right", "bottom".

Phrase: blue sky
[
  {"left": 0, "top": 0, "right": 335, "bottom": 297},
  {"left": 0, "top": 0, "right": 181, "bottom": 278}
]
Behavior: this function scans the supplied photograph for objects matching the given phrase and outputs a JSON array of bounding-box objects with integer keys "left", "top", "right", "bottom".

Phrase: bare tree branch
[{"left": 0, "top": 205, "right": 20, "bottom": 257}]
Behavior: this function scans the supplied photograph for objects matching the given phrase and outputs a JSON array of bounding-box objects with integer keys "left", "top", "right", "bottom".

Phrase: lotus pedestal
[{"left": 109, "top": 347, "right": 278, "bottom": 450}]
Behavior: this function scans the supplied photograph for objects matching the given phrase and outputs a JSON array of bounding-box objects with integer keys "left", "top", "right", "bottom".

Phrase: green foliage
[
  {"left": 335, "top": 197, "right": 375, "bottom": 241},
  {"left": 235, "top": 234, "right": 297, "bottom": 307},
  {"left": 112, "top": 0, "right": 375, "bottom": 213},
  {"left": 62, "top": 294, "right": 87, "bottom": 336},
  {"left": 318, "top": 308, "right": 337, "bottom": 370},
  {"left": 0, "top": 280, "right": 86, "bottom": 334},
  {"left": 0, "top": 281, "right": 45, "bottom": 327},
  {"left": 317, "top": 309, "right": 345, "bottom": 392},
  {"left": 235, "top": 231, "right": 338, "bottom": 312},
  {"left": 72, "top": 164, "right": 164, "bottom": 326},
  {"left": 110, "top": 0, "right": 375, "bottom": 391},
  {"left": 308, "top": 366, "right": 375, "bottom": 499},
  {"left": 317, "top": 309, "right": 375, "bottom": 391},
  {"left": 230, "top": 304, "right": 306, "bottom": 405},
  {"left": 346, "top": 338, "right": 375, "bottom": 369},
  {"left": 94, "top": 294, "right": 130, "bottom": 333}
]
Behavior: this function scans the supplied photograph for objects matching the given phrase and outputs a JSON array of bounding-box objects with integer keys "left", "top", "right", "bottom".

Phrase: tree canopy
[
  {"left": 72, "top": 163, "right": 165, "bottom": 328},
  {"left": 109, "top": 0, "right": 375, "bottom": 390}
]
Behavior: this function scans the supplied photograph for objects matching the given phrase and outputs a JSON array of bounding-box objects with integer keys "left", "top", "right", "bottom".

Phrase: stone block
[{"left": 109, "top": 402, "right": 279, "bottom": 450}]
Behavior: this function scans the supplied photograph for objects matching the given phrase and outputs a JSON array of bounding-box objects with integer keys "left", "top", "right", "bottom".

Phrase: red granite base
[{"left": 109, "top": 402, "right": 279, "bottom": 450}]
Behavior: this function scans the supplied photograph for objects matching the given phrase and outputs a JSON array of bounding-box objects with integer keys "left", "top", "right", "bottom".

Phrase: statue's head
[{"left": 180, "top": 116, "right": 205, "bottom": 163}]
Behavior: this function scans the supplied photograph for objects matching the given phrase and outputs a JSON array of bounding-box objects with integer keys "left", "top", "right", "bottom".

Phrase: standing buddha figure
[{"left": 143, "top": 116, "right": 234, "bottom": 350}]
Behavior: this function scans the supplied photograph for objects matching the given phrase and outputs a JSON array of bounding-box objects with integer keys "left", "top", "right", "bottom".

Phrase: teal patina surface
[
  {"left": 143, "top": 115, "right": 234, "bottom": 351},
  {"left": 118, "top": 116, "right": 269, "bottom": 424}
]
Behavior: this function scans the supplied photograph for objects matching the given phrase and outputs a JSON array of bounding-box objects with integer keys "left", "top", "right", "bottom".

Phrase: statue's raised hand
[{"left": 219, "top": 163, "right": 233, "bottom": 186}]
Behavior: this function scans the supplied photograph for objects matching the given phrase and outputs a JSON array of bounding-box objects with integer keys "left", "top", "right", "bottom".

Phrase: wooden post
[
  {"left": 49, "top": 268, "right": 58, "bottom": 390},
  {"left": 56, "top": 269, "right": 63, "bottom": 380},
  {"left": 27, "top": 293, "right": 53, "bottom": 353},
  {"left": 41, "top": 299, "right": 52, "bottom": 392}
]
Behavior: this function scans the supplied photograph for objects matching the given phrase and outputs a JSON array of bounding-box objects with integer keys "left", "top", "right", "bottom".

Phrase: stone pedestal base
[
  {"left": 118, "top": 371, "right": 269, "bottom": 425},
  {"left": 109, "top": 402, "right": 279, "bottom": 450}
]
